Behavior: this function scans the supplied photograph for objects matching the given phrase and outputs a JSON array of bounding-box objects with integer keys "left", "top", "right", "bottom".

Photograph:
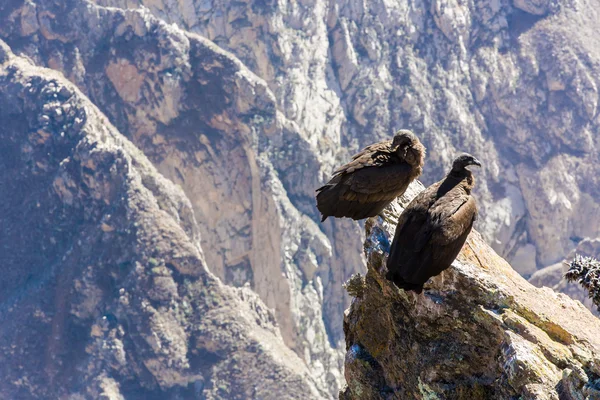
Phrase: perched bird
[
  {"left": 385, "top": 153, "right": 481, "bottom": 293},
  {"left": 316, "top": 130, "right": 425, "bottom": 222}
]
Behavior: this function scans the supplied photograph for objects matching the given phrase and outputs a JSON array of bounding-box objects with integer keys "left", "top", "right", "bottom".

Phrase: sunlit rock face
[
  {"left": 88, "top": 0, "right": 600, "bottom": 310},
  {"left": 0, "top": 42, "right": 330, "bottom": 399},
  {"left": 341, "top": 183, "right": 600, "bottom": 399},
  {"left": 4, "top": 0, "right": 600, "bottom": 395},
  {"left": 94, "top": 0, "right": 600, "bottom": 278}
]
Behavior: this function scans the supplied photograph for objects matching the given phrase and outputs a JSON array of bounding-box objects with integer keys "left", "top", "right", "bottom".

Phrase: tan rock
[{"left": 342, "top": 184, "right": 600, "bottom": 399}]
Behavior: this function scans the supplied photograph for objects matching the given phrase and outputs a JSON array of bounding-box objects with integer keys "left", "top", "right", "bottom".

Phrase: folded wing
[
  {"left": 386, "top": 184, "right": 477, "bottom": 292},
  {"left": 316, "top": 143, "right": 415, "bottom": 221}
]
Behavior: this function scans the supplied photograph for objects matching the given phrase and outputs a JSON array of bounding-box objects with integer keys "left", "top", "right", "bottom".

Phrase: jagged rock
[
  {"left": 341, "top": 182, "right": 600, "bottom": 399},
  {"left": 93, "top": 0, "right": 600, "bottom": 278},
  {"left": 92, "top": 0, "right": 600, "bottom": 317},
  {"left": 5, "top": 0, "right": 600, "bottom": 396},
  {"left": 0, "top": 0, "right": 350, "bottom": 393},
  {"left": 0, "top": 42, "right": 327, "bottom": 399}
]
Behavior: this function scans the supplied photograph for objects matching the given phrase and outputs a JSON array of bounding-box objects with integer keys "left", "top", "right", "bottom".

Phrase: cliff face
[
  {"left": 96, "top": 0, "right": 600, "bottom": 339},
  {"left": 3, "top": 0, "right": 600, "bottom": 397},
  {"left": 0, "top": 42, "right": 328, "bottom": 399},
  {"left": 341, "top": 182, "right": 600, "bottom": 399},
  {"left": 93, "top": 0, "right": 600, "bottom": 278},
  {"left": 0, "top": 0, "right": 353, "bottom": 392}
]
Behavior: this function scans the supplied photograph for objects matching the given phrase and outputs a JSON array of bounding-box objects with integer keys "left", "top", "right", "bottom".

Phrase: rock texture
[
  {"left": 0, "top": 0, "right": 353, "bottom": 392},
  {"left": 89, "top": 0, "right": 600, "bottom": 314},
  {"left": 341, "top": 182, "right": 600, "bottom": 399},
  {"left": 3, "top": 0, "right": 600, "bottom": 396},
  {"left": 530, "top": 238, "right": 600, "bottom": 317},
  {"left": 94, "top": 0, "right": 600, "bottom": 279},
  {"left": 0, "top": 42, "right": 328, "bottom": 399}
]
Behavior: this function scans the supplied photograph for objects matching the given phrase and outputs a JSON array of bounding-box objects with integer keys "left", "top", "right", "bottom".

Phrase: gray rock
[
  {"left": 0, "top": 1, "right": 349, "bottom": 393},
  {"left": 0, "top": 42, "right": 327, "bottom": 400},
  {"left": 4, "top": 0, "right": 600, "bottom": 395},
  {"left": 88, "top": 0, "right": 600, "bottom": 310}
]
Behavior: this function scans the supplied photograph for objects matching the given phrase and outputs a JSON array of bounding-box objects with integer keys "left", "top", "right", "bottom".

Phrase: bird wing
[
  {"left": 387, "top": 183, "right": 473, "bottom": 261},
  {"left": 386, "top": 178, "right": 477, "bottom": 287},
  {"left": 386, "top": 183, "right": 440, "bottom": 267},
  {"left": 429, "top": 194, "right": 477, "bottom": 246},
  {"left": 332, "top": 141, "right": 394, "bottom": 176},
  {"left": 339, "top": 162, "right": 413, "bottom": 200},
  {"left": 409, "top": 196, "right": 476, "bottom": 281}
]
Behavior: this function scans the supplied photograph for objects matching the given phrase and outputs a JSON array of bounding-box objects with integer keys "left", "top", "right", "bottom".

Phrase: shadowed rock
[{"left": 0, "top": 40, "right": 327, "bottom": 400}]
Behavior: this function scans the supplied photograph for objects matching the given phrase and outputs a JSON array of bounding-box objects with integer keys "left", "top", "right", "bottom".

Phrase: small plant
[
  {"left": 565, "top": 254, "right": 600, "bottom": 311},
  {"left": 344, "top": 273, "right": 366, "bottom": 298}
]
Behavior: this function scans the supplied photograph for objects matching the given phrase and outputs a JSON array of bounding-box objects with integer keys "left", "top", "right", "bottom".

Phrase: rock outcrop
[
  {"left": 0, "top": 41, "right": 328, "bottom": 399},
  {"left": 341, "top": 182, "right": 600, "bottom": 399},
  {"left": 4, "top": 0, "right": 600, "bottom": 396}
]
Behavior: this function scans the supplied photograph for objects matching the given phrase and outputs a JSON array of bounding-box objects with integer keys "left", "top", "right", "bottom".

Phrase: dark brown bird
[
  {"left": 316, "top": 130, "right": 425, "bottom": 222},
  {"left": 385, "top": 153, "right": 481, "bottom": 293}
]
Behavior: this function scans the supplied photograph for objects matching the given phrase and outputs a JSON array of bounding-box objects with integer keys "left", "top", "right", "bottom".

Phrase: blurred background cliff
[{"left": 1, "top": 0, "right": 600, "bottom": 397}]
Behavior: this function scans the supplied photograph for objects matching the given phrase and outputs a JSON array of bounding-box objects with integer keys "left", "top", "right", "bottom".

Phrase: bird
[
  {"left": 385, "top": 153, "right": 481, "bottom": 294},
  {"left": 316, "top": 130, "right": 425, "bottom": 222}
]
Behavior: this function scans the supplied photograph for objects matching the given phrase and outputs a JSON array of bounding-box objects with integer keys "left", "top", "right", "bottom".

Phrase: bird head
[
  {"left": 451, "top": 153, "right": 482, "bottom": 172},
  {"left": 391, "top": 130, "right": 421, "bottom": 159}
]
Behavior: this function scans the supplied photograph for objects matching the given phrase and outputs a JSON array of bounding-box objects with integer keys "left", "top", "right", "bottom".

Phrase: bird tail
[
  {"left": 316, "top": 184, "right": 388, "bottom": 221},
  {"left": 315, "top": 184, "right": 340, "bottom": 221},
  {"left": 385, "top": 270, "right": 423, "bottom": 294}
]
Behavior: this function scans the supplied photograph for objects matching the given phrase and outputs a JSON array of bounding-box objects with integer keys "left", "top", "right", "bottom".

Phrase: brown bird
[
  {"left": 385, "top": 153, "right": 481, "bottom": 293},
  {"left": 316, "top": 130, "right": 425, "bottom": 222}
]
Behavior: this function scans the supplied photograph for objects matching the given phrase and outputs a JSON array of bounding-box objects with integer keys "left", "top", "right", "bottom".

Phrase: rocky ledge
[{"left": 341, "top": 182, "right": 600, "bottom": 399}]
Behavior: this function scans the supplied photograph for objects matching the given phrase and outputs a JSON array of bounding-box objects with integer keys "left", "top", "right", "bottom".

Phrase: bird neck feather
[
  {"left": 405, "top": 144, "right": 425, "bottom": 178},
  {"left": 446, "top": 169, "right": 475, "bottom": 192}
]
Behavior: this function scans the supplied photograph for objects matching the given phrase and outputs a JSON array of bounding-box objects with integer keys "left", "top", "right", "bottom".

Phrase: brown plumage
[
  {"left": 385, "top": 153, "right": 481, "bottom": 293},
  {"left": 316, "top": 130, "right": 425, "bottom": 222}
]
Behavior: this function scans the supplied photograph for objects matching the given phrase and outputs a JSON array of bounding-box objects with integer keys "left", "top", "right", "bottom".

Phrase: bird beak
[{"left": 470, "top": 158, "right": 482, "bottom": 167}]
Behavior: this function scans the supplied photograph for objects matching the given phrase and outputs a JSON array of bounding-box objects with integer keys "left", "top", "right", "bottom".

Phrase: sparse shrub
[
  {"left": 565, "top": 254, "right": 600, "bottom": 311},
  {"left": 344, "top": 273, "right": 366, "bottom": 298}
]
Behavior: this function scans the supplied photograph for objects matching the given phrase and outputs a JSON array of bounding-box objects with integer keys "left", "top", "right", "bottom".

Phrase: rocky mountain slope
[
  {"left": 98, "top": 0, "right": 600, "bottom": 350},
  {"left": 342, "top": 183, "right": 600, "bottom": 399},
  {"left": 0, "top": 0, "right": 363, "bottom": 391},
  {"left": 2, "top": 0, "right": 600, "bottom": 397},
  {"left": 93, "top": 0, "right": 600, "bottom": 279},
  {"left": 0, "top": 41, "right": 328, "bottom": 399}
]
